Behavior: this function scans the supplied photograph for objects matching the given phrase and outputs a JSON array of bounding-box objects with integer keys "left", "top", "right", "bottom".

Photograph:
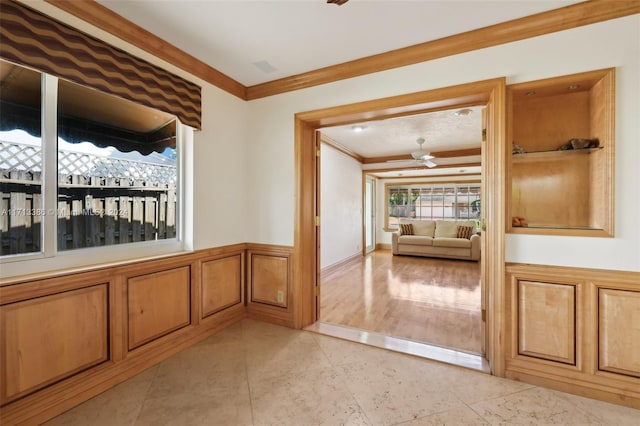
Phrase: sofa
[{"left": 391, "top": 219, "right": 480, "bottom": 261}]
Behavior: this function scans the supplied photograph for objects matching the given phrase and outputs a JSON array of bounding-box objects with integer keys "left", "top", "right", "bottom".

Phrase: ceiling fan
[
  {"left": 327, "top": 0, "right": 349, "bottom": 5},
  {"left": 410, "top": 137, "right": 438, "bottom": 168}
]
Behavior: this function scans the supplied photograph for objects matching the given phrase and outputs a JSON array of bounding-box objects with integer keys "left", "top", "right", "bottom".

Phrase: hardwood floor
[{"left": 320, "top": 250, "right": 482, "bottom": 354}]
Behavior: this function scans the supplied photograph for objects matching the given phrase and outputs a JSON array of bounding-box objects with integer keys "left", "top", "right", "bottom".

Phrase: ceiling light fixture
[
  {"left": 455, "top": 108, "right": 473, "bottom": 116},
  {"left": 526, "top": 91, "right": 537, "bottom": 96},
  {"left": 352, "top": 125, "right": 366, "bottom": 132},
  {"left": 568, "top": 84, "right": 580, "bottom": 90}
]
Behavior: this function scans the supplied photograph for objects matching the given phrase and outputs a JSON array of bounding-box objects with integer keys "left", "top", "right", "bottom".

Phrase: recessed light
[
  {"left": 568, "top": 84, "right": 580, "bottom": 90},
  {"left": 455, "top": 108, "right": 473, "bottom": 116},
  {"left": 526, "top": 91, "right": 537, "bottom": 96},
  {"left": 352, "top": 125, "right": 367, "bottom": 132}
]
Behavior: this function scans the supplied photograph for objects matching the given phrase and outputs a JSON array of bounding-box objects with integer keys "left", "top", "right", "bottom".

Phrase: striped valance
[{"left": 0, "top": 0, "right": 201, "bottom": 130}]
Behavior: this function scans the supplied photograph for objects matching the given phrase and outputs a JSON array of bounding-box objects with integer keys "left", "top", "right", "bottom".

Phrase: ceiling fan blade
[
  {"left": 424, "top": 160, "right": 437, "bottom": 168},
  {"left": 327, "top": 0, "right": 349, "bottom": 5}
]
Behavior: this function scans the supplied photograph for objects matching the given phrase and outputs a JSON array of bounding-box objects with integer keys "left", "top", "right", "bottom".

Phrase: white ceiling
[
  {"left": 98, "top": 0, "right": 582, "bottom": 87},
  {"left": 96, "top": 0, "right": 582, "bottom": 174}
]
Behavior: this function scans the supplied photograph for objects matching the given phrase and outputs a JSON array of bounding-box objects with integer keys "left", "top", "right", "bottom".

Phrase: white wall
[
  {"left": 320, "top": 144, "right": 363, "bottom": 269},
  {"left": 247, "top": 15, "right": 640, "bottom": 272},
  {"left": 192, "top": 85, "right": 249, "bottom": 249},
  {"left": 375, "top": 175, "right": 481, "bottom": 245}
]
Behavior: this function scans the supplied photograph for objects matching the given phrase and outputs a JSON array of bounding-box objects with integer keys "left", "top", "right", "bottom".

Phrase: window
[
  {"left": 386, "top": 183, "right": 481, "bottom": 229},
  {"left": 1, "top": 59, "right": 183, "bottom": 260}
]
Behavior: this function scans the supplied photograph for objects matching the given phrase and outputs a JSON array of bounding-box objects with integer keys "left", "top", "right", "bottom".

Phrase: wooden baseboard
[
  {"left": 321, "top": 252, "right": 362, "bottom": 276},
  {"left": 376, "top": 243, "right": 392, "bottom": 250}
]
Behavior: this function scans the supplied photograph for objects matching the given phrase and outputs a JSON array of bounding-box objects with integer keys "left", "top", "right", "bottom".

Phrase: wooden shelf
[{"left": 512, "top": 147, "right": 603, "bottom": 162}]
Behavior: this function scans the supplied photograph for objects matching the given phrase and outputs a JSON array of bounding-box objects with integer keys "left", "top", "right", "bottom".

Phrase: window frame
[
  {"left": 384, "top": 181, "right": 481, "bottom": 231},
  {"left": 1, "top": 68, "right": 189, "bottom": 275}
]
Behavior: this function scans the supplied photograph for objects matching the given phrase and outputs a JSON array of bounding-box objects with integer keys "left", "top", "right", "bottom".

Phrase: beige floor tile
[
  {"left": 337, "top": 357, "right": 466, "bottom": 425},
  {"left": 147, "top": 339, "right": 246, "bottom": 399},
  {"left": 41, "top": 320, "right": 640, "bottom": 426},
  {"left": 134, "top": 383, "right": 253, "bottom": 426},
  {"left": 551, "top": 388, "right": 640, "bottom": 426},
  {"left": 469, "top": 386, "right": 604, "bottom": 425},
  {"left": 250, "top": 366, "right": 370, "bottom": 426},
  {"left": 43, "top": 366, "right": 158, "bottom": 426},
  {"left": 243, "top": 322, "right": 332, "bottom": 383},
  {"left": 395, "top": 405, "right": 490, "bottom": 425},
  {"left": 430, "top": 367, "right": 535, "bottom": 405}
]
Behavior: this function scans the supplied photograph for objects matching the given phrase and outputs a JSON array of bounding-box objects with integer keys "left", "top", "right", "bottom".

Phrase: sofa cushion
[
  {"left": 398, "top": 235, "right": 434, "bottom": 246},
  {"left": 433, "top": 237, "right": 471, "bottom": 248},
  {"left": 399, "top": 219, "right": 436, "bottom": 237},
  {"left": 435, "top": 220, "right": 475, "bottom": 238},
  {"left": 457, "top": 225, "right": 474, "bottom": 239},
  {"left": 399, "top": 223, "right": 414, "bottom": 235}
]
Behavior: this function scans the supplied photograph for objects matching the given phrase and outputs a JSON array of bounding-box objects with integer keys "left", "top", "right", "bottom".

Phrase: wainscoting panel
[
  {"left": 506, "top": 263, "right": 640, "bottom": 409},
  {"left": 246, "top": 244, "right": 294, "bottom": 326},
  {"left": 0, "top": 284, "right": 109, "bottom": 404},
  {"left": 599, "top": 288, "right": 640, "bottom": 378},
  {"left": 127, "top": 266, "right": 191, "bottom": 350},
  {"left": 251, "top": 254, "right": 288, "bottom": 307},
  {"left": 201, "top": 254, "right": 243, "bottom": 318},
  {"left": 0, "top": 246, "right": 248, "bottom": 425},
  {"left": 518, "top": 280, "right": 575, "bottom": 364}
]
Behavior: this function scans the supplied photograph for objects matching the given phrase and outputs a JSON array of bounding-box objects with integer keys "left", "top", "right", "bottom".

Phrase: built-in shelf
[
  {"left": 512, "top": 146, "right": 603, "bottom": 161},
  {"left": 507, "top": 68, "right": 614, "bottom": 237}
]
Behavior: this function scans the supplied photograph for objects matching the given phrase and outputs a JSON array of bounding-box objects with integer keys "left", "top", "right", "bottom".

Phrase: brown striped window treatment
[{"left": 0, "top": 0, "right": 201, "bottom": 130}]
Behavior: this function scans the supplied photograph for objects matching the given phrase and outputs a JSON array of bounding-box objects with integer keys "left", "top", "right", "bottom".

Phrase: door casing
[{"left": 293, "top": 78, "right": 506, "bottom": 375}]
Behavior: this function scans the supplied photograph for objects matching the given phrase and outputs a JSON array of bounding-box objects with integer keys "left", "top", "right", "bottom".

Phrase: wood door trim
[{"left": 294, "top": 77, "right": 507, "bottom": 374}]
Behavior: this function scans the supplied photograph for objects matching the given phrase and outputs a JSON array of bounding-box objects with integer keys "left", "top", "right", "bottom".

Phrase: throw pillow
[
  {"left": 400, "top": 223, "right": 414, "bottom": 236},
  {"left": 457, "top": 225, "right": 474, "bottom": 239}
]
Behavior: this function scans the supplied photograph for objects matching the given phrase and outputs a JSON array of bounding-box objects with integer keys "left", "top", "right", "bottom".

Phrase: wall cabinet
[{"left": 507, "top": 68, "right": 615, "bottom": 236}]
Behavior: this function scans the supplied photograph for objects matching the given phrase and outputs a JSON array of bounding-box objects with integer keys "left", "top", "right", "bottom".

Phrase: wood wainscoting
[
  {"left": 505, "top": 263, "right": 640, "bottom": 409},
  {"left": 0, "top": 242, "right": 292, "bottom": 425},
  {"left": 246, "top": 243, "right": 294, "bottom": 327}
]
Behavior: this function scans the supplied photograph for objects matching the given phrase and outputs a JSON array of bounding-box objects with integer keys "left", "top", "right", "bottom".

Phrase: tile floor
[{"left": 46, "top": 319, "right": 639, "bottom": 426}]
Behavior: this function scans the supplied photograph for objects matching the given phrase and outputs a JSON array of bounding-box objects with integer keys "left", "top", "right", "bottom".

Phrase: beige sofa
[{"left": 391, "top": 219, "right": 480, "bottom": 261}]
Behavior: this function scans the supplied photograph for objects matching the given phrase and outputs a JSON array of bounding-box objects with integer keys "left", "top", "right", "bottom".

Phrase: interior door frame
[
  {"left": 363, "top": 175, "right": 376, "bottom": 255},
  {"left": 293, "top": 78, "right": 506, "bottom": 375}
]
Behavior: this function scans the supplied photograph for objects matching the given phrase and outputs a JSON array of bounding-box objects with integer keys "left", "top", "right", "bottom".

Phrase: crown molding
[
  {"left": 246, "top": 0, "right": 640, "bottom": 99},
  {"left": 44, "top": 0, "right": 638, "bottom": 101}
]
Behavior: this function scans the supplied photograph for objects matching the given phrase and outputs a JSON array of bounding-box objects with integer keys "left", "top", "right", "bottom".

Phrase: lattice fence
[{"left": 1, "top": 141, "right": 177, "bottom": 255}]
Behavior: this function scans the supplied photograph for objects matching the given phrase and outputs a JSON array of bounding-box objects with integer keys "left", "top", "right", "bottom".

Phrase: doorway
[{"left": 294, "top": 78, "right": 507, "bottom": 374}]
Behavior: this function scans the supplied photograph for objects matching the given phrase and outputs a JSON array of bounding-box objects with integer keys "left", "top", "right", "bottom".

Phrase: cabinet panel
[
  {"left": 251, "top": 254, "right": 288, "bottom": 308},
  {"left": 0, "top": 285, "right": 109, "bottom": 403},
  {"left": 599, "top": 288, "right": 640, "bottom": 377},
  {"left": 127, "top": 266, "right": 190, "bottom": 350},
  {"left": 518, "top": 280, "right": 575, "bottom": 364},
  {"left": 201, "top": 254, "right": 242, "bottom": 317}
]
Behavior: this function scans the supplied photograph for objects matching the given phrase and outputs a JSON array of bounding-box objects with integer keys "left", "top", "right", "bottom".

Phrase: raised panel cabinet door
[
  {"left": 0, "top": 284, "right": 109, "bottom": 404},
  {"left": 127, "top": 266, "right": 191, "bottom": 350},
  {"left": 518, "top": 280, "right": 576, "bottom": 364},
  {"left": 599, "top": 288, "right": 640, "bottom": 377},
  {"left": 201, "top": 255, "right": 242, "bottom": 317},
  {"left": 251, "top": 254, "right": 288, "bottom": 308}
]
